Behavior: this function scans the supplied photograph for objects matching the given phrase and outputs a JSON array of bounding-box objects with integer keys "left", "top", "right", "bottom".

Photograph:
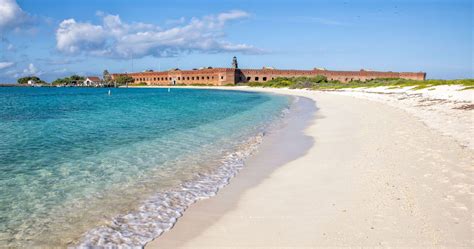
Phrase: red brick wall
[
  {"left": 111, "top": 68, "right": 425, "bottom": 85},
  {"left": 237, "top": 69, "right": 425, "bottom": 83},
  {"left": 111, "top": 68, "right": 236, "bottom": 86}
]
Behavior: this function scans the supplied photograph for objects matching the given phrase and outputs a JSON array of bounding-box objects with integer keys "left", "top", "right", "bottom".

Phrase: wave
[{"left": 73, "top": 133, "right": 262, "bottom": 248}]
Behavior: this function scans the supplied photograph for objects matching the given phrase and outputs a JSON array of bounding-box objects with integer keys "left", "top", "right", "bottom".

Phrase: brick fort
[{"left": 111, "top": 57, "right": 426, "bottom": 86}]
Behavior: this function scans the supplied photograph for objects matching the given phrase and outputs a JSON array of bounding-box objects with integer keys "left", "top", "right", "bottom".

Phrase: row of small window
[
  {"left": 243, "top": 76, "right": 271, "bottom": 81},
  {"left": 135, "top": 76, "right": 225, "bottom": 82}
]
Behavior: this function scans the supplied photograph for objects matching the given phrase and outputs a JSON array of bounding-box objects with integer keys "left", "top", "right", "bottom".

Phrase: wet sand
[{"left": 146, "top": 88, "right": 473, "bottom": 248}]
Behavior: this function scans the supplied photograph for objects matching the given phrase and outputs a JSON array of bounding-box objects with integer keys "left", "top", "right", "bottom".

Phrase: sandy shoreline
[{"left": 143, "top": 86, "right": 473, "bottom": 248}]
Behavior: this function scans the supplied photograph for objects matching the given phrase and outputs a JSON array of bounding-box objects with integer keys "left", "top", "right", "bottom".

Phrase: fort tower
[{"left": 232, "top": 56, "right": 239, "bottom": 69}]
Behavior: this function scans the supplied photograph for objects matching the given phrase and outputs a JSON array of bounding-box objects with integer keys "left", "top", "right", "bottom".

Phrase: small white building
[{"left": 83, "top": 76, "right": 102, "bottom": 87}]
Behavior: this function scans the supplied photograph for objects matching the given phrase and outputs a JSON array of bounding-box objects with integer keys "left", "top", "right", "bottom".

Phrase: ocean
[{"left": 0, "top": 87, "right": 290, "bottom": 247}]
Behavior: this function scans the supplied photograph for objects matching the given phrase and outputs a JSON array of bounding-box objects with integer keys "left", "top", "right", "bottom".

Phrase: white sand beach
[
  {"left": 333, "top": 85, "right": 474, "bottom": 150},
  {"left": 147, "top": 87, "right": 473, "bottom": 248}
]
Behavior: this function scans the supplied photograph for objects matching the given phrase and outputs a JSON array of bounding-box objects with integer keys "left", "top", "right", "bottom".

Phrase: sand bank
[{"left": 145, "top": 87, "right": 473, "bottom": 248}]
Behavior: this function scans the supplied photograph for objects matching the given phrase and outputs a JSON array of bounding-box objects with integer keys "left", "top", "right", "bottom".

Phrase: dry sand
[
  {"left": 146, "top": 87, "right": 473, "bottom": 248},
  {"left": 332, "top": 85, "right": 474, "bottom": 149}
]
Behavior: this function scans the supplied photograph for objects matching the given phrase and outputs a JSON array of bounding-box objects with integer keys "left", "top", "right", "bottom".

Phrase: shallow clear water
[{"left": 0, "top": 87, "right": 289, "bottom": 247}]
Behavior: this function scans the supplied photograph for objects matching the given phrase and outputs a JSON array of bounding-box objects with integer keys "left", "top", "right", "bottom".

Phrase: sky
[{"left": 0, "top": 0, "right": 472, "bottom": 83}]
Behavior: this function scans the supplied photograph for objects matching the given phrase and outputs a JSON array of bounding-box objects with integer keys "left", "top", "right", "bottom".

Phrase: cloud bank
[
  {"left": 56, "top": 10, "right": 259, "bottom": 59},
  {"left": 0, "top": 0, "right": 33, "bottom": 31}
]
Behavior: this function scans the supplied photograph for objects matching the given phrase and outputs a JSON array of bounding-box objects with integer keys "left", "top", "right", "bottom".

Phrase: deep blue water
[{"left": 0, "top": 87, "right": 289, "bottom": 247}]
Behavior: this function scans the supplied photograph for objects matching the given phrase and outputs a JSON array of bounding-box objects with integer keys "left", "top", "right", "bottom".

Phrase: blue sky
[{"left": 0, "top": 0, "right": 472, "bottom": 82}]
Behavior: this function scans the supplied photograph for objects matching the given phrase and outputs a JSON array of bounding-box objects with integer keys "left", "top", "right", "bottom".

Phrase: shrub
[{"left": 245, "top": 76, "right": 474, "bottom": 90}]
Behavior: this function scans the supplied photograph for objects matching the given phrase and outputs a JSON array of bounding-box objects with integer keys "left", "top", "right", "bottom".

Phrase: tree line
[
  {"left": 51, "top": 75, "right": 85, "bottom": 86},
  {"left": 17, "top": 76, "right": 47, "bottom": 85},
  {"left": 16, "top": 70, "right": 134, "bottom": 87}
]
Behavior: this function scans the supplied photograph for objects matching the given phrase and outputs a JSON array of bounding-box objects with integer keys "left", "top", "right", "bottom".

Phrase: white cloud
[
  {"left": 0, "top": 0, "right": 32, "bottom": 31},
  {"left": 56, "top": 19, "right": 108, "bottom": 54},
  {"left": 56, "top": 10, "right": 259, "bottom": 58},
  {"left": 0, "top": 61, "right": 15, "bottom": 70},
  {"left": 217, "top": 10, "right": 249, "bottom": 23},
  {"left": 10, "top": 63, "right": 42, "bottom": 78},
  {"left": 23, "top": 63, "right": 38, "bottom": 74}
]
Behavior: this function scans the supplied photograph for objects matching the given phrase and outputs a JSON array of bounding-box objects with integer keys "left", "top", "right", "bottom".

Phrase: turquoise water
[{"left": 0, "top": 87, "right": 289, "bottom": 247}]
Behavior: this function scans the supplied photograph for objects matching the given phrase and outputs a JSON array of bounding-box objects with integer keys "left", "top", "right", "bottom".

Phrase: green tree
[
  {"left": 103, "top": 70, "right": 113, "bottom": 87},
  {"left": 51, "top": 75, "right": 85, "bottom": 86},
  {"left": 51, "top": 78, "right": 67, "bottom": 86},
  {"left": 17, "top": 76, "right": 46, "bottom": 84},
  {"left": 103, "top": 70, "right": 111, "bottom": 83},
  {"left": 115, "top": 75, "right": 134, "bottom": 86},
  {"left": 69, "top": 75, "right": 84, "bottom": 84}
]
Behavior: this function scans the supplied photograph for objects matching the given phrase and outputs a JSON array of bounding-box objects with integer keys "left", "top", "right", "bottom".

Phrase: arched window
[
  {"left": 246, "top": 77, "right": 250, "bottom": 81},
  {"left": 255, "top": 77, "right": 259, "bottom": 81},
  {"left": 263, "top": 77, "right": 267, "bottom": 81}
]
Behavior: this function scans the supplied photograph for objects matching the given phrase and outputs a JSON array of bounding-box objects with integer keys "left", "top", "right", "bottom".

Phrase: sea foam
[{"left": 74, "top": 134, "right": 263, "bottom": 248}]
